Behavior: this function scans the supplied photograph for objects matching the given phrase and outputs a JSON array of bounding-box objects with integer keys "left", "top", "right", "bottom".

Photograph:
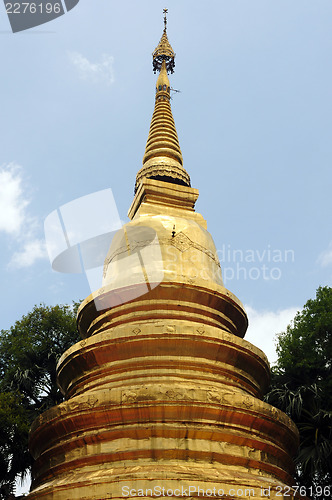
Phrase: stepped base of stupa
[{"left": 28, "top": 315, "right": 299, "bottom": 500}]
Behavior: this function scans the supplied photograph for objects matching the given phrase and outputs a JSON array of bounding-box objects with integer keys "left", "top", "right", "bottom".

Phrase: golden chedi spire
[
  {"left": 135, "top": 9, "right": 190, "bottom": 192},
  {"left": 27, "top": 10, "right": 302, "bottom": 500}
]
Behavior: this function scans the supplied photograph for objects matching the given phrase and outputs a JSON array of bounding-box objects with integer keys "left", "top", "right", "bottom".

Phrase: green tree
[
  {"left": 0, "top": 303, "right": 80, "bottom": 499},
  {"left": 266, "top": 286, "right": 332, "bottom": 498}
]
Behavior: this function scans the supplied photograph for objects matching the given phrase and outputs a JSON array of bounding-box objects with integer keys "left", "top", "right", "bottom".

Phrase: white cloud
[
  {"left": 0, "top": 164, "right": 29, "bottom": 235},
  {"left": 9, "top": 239, "right": 47, "bottom": 269},
  {"left": 68, "top": 52, "right": 115, "bottom": 85},
  {"left": 317, "top": 242, "right": 332, "bottom": 267},
  {"left": 244, "top": 305, "right": 298, "bottom": 365},
  {"left": 0, "top": 164, "right": 46, "bottom": 269}
]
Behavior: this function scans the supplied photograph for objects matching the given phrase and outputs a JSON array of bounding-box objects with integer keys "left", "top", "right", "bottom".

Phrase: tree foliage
[
  {"left": 266, "top": 286, "right": 332, "bottom": 497},
  {"left": 274, "top": 285, "right": 332, "bottom": 406},
  {"left": 0, "top": 303, "right": 80, "bottom": 499}
]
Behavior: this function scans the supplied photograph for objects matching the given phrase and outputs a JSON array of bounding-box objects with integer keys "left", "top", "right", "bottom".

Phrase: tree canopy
[
  {"left": 266, "top": 286, "right": 332, "bottom": 497},
  {"left": 0, "top": 303, "right": 80, "bottom": 499}
]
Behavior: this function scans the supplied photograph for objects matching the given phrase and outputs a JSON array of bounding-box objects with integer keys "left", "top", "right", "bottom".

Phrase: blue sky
[{"left": 1, "top": 0, "right": 332, "bottom": 374}]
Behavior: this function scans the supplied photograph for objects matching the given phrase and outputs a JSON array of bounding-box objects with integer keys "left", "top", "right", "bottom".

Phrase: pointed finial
[
  {"left": 153, "top": 9, "right": 175, "bottom": 74},
  {"left": 163, "top": 8, "right": 168, "bottom": 31}
]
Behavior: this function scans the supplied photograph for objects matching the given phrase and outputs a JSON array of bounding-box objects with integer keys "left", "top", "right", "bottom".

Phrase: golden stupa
[{"left": 27, "top": 11, "right": 301, "bottom": 500}]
